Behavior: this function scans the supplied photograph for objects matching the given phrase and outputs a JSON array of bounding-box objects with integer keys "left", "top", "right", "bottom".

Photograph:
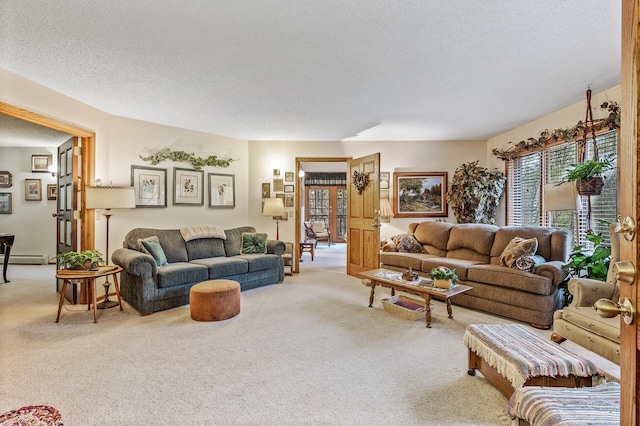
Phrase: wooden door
[
  {"left": 55, "top": 137, "right": 81, "bottom": 302},
  {"left": 346, "top": 153, "right": 380, "bottom": 276},
  {"left": 620, "top": 1, "right": 639, "bottom": 423}
]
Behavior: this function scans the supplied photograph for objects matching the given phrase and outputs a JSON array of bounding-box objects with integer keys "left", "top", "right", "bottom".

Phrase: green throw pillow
[
  {"left": 241, "top": 232, "right": 268, "bottom": 254},
  {"left": 141, "top": 238, "right": 168, "bottom": 266}
]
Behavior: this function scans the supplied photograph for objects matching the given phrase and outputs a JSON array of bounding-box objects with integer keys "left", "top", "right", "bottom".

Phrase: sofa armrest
[
  {"left": 112, "top": 248, "right": 157, "bottom": 277},
  {"left": 266, "top": 240, "right": 285, "bottom": 256},
  {"left": 534, "top": 260, "right": 569, "bottom": 285},
  {"left": 567, "top": 277, "right": 616, "bottom": 308}
]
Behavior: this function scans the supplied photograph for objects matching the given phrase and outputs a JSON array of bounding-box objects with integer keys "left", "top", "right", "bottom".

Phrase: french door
[{"left": 305, "top": 186, "right": 347, "bottom": 243}]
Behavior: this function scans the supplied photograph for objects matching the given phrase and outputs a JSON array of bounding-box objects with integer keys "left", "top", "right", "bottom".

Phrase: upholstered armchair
[
  {"left": 552, "top": 222, "right": 620, "bottom": 364},
  {"left": 304, "top": 221, "right": 331, "bottom": 247}
]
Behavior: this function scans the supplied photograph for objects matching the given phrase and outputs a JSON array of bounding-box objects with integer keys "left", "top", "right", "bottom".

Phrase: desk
[
  {"left": 56, "top": 265, "right": 123, "bottom": 323},
  {"left": 0, "top": 233, "right": 15, "bottom": 283}
]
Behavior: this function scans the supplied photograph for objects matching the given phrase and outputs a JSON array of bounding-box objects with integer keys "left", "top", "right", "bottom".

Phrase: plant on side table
[
  {"left": 430, "top": 266, "right": 458, "bottom": 289},
  {"left": 54, "top": 249, "right": 105, "bottom": 270}
]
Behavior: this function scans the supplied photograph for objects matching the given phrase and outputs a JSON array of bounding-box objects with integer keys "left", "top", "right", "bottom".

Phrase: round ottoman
[{"left": 190, "top": 280, "right": 241, "bottom": 321}]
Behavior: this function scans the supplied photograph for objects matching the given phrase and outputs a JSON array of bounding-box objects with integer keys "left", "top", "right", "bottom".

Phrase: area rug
[{"left": 0, "top": 405, "right": 63, "bottom": 426}]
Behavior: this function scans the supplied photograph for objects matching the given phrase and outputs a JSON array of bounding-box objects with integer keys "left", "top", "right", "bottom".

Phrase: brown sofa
[{"left": 380, "top": 222, "right": 571, "bottom": 328}]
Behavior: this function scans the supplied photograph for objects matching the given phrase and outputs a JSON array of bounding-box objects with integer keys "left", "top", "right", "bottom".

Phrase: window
[{"left": 507, "top": 130, "right": 617, "bottom": 248}]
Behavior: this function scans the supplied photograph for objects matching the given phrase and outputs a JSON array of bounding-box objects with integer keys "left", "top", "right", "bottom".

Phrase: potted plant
[
  {"left": 560, "top": 231, "right": 611, "bottom": 306},
  {"left": 54, "top": 249, "right": 105, "bottom": 270},
  {"left": 563, "top": 157, "right": 613, "bottom": 196},
  {"left": 430, "top": 266, "right": 458, "bottom": 289}
]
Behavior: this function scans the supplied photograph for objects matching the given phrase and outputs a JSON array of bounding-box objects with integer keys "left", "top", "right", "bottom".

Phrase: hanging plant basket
[{"left": 576, "top": 176, "right": 604, "bottom": 196}]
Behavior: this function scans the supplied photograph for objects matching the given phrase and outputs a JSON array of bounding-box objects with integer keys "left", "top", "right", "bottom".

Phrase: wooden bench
[{"left": 464, "top": 324, "right": 604, "bottom": 398}]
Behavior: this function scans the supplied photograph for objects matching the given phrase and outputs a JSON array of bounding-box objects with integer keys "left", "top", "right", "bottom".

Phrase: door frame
[
  {"left": 295, "top": 157, "right": 350, "bottom": 273},
  {"left": 0, "top": 101, "right": 96, "bottom": 252}
]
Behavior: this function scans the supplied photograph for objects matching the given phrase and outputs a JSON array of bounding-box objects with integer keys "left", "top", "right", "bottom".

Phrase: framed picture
[
  {"left": 174, "top": 167, "right": 204, "bottom": 206},
  {"left": 208, "top": 173, "right": 235, "bottom": 208},
  {"left": 393, "top": 172, "right": 448, "bottom": 218},
  {"left": 285, "top": 172, "right": 294, "bottom": 182},
  {"left": 285, "top": 194, "right": 294, "bottom": 208},
  {"left": 276, "top": 193, "right": 285, "bottom": 204},
  {"left": 25, "top": 178, "right": 42, "bottom": 201},
  {"left": 273, "top": 168, "right": 280, "bottom": 176},
  {"left": 380, "top": 171, "right": 390, "bottom": 189},
  {"left": 47, "top": 184, "right": 58, "bottom": 200},
  {"left": 284, "top": 184, "right": 294, "bottom": 193},
  {"left": 0, "top": 193, "right": 12, "bottom": 214},
  {"left": 278, "top": 211, "right": 289, "bottom": 221},
  {"left": 273, "top": 178, "right": 284, "bottom": 192},
  {"left": 31, "top": 155, "right": 52, "bottom": 173},
  {"left": 131, "top": 165, "right": 167, "bottom": 208},
  {"left": 0, "top": 171, "right": 12, "bottom": 188},
  {"left": 261, "top": 182, "right": 270, "bottom": 198}
]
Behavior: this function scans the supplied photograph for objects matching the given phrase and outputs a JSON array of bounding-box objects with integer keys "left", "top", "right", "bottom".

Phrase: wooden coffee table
[{"left": 358, "top": 268, "right": 472, "bottom": 328}]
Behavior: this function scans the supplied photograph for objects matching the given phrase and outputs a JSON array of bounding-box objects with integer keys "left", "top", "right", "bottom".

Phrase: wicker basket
[{"left": 381, "top": 295, "right": 426, "bottom": 321}]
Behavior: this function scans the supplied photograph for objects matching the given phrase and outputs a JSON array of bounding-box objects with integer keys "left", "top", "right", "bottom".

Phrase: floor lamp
[
  {"left": 85, "top": 185, "right": 136, "bottom": 309},
  {"left": 262, "top": 198, "right": 285, "bottom": 240},
  {"left": 543, "top": 182, "right": 581, "bottom": 244}
]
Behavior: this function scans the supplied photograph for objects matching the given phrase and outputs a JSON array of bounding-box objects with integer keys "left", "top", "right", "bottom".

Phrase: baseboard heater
[{"left": 0, "top": 254, "right": 48, "bottom": 265}]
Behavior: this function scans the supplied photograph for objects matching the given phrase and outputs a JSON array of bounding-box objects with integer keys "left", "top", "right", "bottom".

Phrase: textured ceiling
[{"left": 0, "top": 1, "right": 622, "bottom": 143}]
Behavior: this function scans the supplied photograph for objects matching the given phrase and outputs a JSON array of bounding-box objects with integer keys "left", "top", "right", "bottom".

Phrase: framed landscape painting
[
  {"left": 393, "top": 172, "right": 448, "bottom": 218},
  {"left": 131, "top": 165, "right": 167, "bottom": 208}
]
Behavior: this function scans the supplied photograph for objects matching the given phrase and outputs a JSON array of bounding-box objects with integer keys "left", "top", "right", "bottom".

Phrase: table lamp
[{"left": 85, "top": 185, "right": 136, "bottom": 309}]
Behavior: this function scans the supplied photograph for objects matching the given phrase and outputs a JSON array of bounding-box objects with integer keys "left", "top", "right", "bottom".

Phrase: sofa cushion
[
  {"left": 446, "top": 224, "right": 497, "bottom": 263},
  {"left": 380, "top": 252, "right": 434, "bottom": 271},
  {"left": 124, "top": 228, "right": 188, "bottom": 263},
  {"left": 140, "top": 237, "right": 168, "bottom": 266},
  {"left": 135, "top": 235, "right": 157, "bottom": 255},
  {"left": 237, "top": 254, "right": 281, "bottom": 272},
  {"left": 560, "top": 306, "right": 620, "bottom": 343},
  {"left": 390, "top": 234, "right": 423, "bottom": 253},
  {"left": 413, "top": 221, "right": 453, "bottom": 256},
  {"left": 499, "top": 237, "right": 538, "bottom": 267},
  {"left": 467, "top": 264, "right": 553, "bottom": 295},
  {"left": 185, "top": 238, "right": 226, "bottom": 260},
  {"left": 224, "top": 226, "right": 257, "bottom": 256},
  {"left": 190, "top": 257, "right": 249, "bottom": 279},
  {"left": 242, "top": 232, "right": 268, "bottom": 254},
  {"left": 421, "top": 258, "right": 482, "bottom": 281},
  {"left": 156, "top": 262, "right": 209, "bottom": 288},
  {"left": 490, "top": 226, "right": 555, "bottom": 264}
]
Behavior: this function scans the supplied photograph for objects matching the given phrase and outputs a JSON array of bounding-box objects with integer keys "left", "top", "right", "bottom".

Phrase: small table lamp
[
  {"left": 85, "top": 185, "right": 136, "bottom": 308},
  {"left": 262, "top": 198, "right": 285, "bottom": 240}
]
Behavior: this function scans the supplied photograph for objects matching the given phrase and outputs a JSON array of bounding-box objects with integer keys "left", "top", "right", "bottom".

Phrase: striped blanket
[
  {"left": 508, "top": 382, "right": 620, "bottom": 426},
  {"left": 463, "top": 324, "right": 604, "bottom": 389}
]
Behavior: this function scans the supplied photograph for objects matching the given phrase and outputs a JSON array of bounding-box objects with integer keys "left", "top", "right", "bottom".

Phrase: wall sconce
[{"left": 47, "top": 164, "right": 57, "bottom": 177}]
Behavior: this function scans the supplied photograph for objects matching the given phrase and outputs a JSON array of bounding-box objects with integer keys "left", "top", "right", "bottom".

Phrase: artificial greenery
[
  {"left": 446, "top": 161, "right": 506, "bottom": 224},
  {"left": 54, "top": 249, "right": 105, "bottom": 270},
  {"left": 430, "top": 267, "right": 459, "bottom": 284},
  {"left": 140, "top": 148, "right": 235, "bottom": 171},
  {"left": 559, "top": 230, "right": 612, "bottom": 306},
  {"left": 492, "top": 101, "right": 620, "bottom": 161},
  {"left": 562, "top": 157, "right": 614, "bottom": 182}
]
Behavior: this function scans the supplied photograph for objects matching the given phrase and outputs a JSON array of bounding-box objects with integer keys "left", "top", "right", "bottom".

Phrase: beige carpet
[{"left": 0, "top": 245, "right": 618, "bottom": 425}]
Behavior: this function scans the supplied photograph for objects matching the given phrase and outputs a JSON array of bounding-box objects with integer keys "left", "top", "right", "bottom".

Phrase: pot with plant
[
  {"left": 54, "top": 249, "right": 105, "bottom": 271},
  {"left": 563, "top": 157, "right": 613, "bottom": 196},
  {"left": 430, "top": 266, "right": 458, "bottom": 289}
]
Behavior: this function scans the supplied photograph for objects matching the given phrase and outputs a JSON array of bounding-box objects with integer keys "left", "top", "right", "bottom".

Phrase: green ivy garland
[
  {"left": 140, "top": 148, "right": 235, "bottom": 171},
  {"left": 492, "top": 101, "right": 620, "bottom": 161}
]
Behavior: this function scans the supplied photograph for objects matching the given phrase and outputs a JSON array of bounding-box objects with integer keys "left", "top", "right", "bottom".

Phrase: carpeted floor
[{"left": 0, "top": 244, "right": 619, "bottom": 425}]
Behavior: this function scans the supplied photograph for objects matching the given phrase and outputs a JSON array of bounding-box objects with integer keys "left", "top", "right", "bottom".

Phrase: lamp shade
[
  {"left": 379, "top": 198, "right": 394, "bottom": 217},
  {"left": 544, "top": 182, "right": 580, "bottom": 212},
  {"left": 262, "top": 197, "right": 285, "bottom": 217},
  {"left": 85, "top": 186, "right": 136, "bottom": 209}
]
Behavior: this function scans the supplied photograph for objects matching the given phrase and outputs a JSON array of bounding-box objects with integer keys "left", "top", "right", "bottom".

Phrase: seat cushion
[
  {"left": 236, "top": 254, "right": 280, "bottom": 272},
  {"left": 380, "top": 252, "right": 437, "bottom": 271},
  {"left": 560, "top": 306, "right": 621, "bottom": 343},
  {"left": 156, "top": 262, "right": 209, "bottom": 288},
  {"left": 190, "top": 257, "right": 249, "bottom": 279},
  {"left": 467, "top": 264, "right": 553, "bottom": 295},
  {"left": 420, "top": 258, "right": 482, "bottom": 281}
]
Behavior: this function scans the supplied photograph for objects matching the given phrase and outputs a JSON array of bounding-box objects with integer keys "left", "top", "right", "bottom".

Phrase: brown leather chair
[{"left": 304, "top": 221, "right": 331, "bottom": 247}]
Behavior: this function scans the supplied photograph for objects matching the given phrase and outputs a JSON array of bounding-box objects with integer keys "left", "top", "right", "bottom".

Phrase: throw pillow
[
  {"left": 500, "top": 237, "right": 538, "bottom": 268},
  {"left": 136, "top": 235, "right": 160, "bottom": 255},
  {"left": 390, "top": 234, "right": 424, "bottom": 253},
  {"left": 140, "top": 237, "right": 168, "bottom": 266},
  {"left": 241, "top": 232, "right": 268, "bottom": 254}
]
